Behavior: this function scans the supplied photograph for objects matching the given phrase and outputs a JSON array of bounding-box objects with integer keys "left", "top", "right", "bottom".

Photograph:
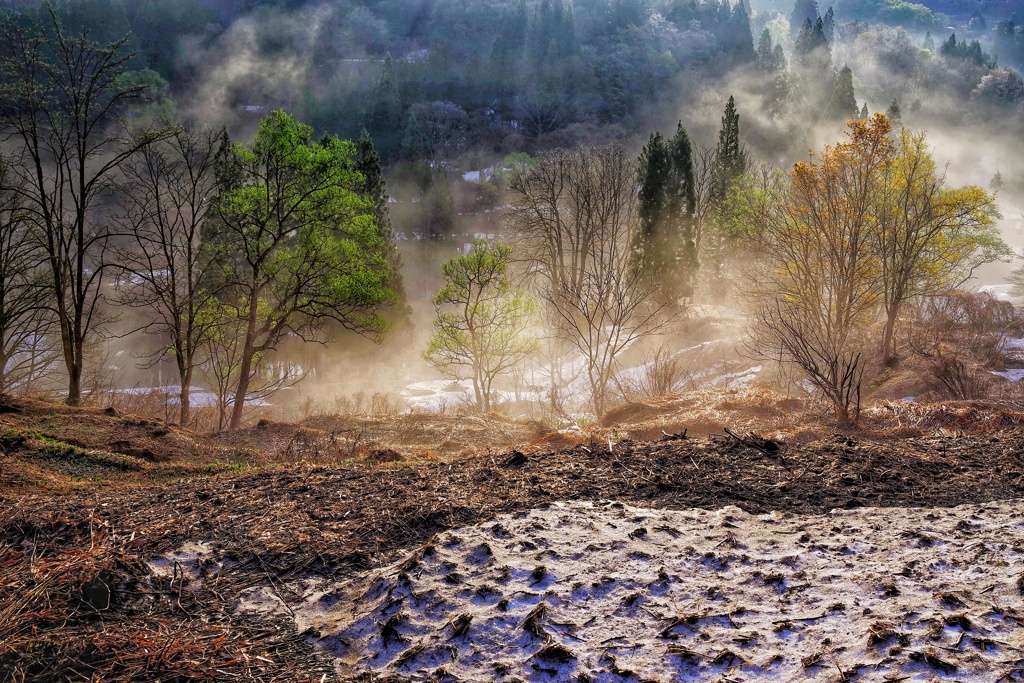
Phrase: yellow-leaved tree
[
  {"left": 742, "top": 114, "right": 1007, "bottom": 422},
  {"left": 873, "top": 126, "right": 1008, "bottom": 364}
]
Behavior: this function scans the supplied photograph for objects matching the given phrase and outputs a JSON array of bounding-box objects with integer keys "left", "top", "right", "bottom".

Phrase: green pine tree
[
  {"left": 635, "top": 122, "right": 699, "bottom": 301},
  {"left": 825, "top": 65, "right": 858, "bottom": 122},
  {"left": 757, "top": 28, "right": 774, "bottom": 70},
  {"left": 790, "top": 0, "right": 819, "bottom": 37},
  {"left": 369, "top": 53, "right": 403, "bottom": 158},
  {"left": 712, "top": 96, "right": 747, "bottom": 206},
  {"left": 355, "top": 130, "right": 410, "bottom": 332},
  {"left": 887, "top": 98, "right": 902, "bottom": 125}
]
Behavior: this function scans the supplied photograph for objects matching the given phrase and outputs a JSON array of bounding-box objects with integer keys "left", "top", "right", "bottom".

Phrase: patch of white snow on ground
[
  {"left": 284, "top": 499, "right": 1024, "bottom": 682},
  {"left": 993, "top": 369, "right": 1024, "bottom": 382}
]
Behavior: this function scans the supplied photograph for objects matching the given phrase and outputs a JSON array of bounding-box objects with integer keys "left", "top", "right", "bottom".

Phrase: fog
[{"left": 2, "top": 0, "right": 1022, "bottom": 426}]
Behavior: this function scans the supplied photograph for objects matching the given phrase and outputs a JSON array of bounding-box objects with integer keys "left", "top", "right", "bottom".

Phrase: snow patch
[{"left": 283, "top": 499, "right": 1024, "bottom": 682}]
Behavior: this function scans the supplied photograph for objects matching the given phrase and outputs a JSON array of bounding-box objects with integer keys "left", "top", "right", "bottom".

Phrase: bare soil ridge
[{"left": 2, "top": 394, "right": 1024, "bottom": 681}]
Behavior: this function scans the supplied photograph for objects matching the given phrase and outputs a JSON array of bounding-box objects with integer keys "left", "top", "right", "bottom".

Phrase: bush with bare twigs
[{"left": 905, "top": 292, "right": 1024, "bottom": 400}]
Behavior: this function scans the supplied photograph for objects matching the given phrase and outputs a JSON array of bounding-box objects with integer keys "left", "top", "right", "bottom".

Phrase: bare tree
[
  {"left": 0, "top": 11, "right": 165, "bottom": 404},
  {"left": 0, "top": 155, "right": 58, "bottom": 394},
  {"left": 113, "top": 126, "right": 225, "bottom": 425},
  {"left": 507, "top": 146, "right": 670, "bottom": 416},
  {"left": 691, "top": 145, "right": 717, "bottom": 258},
  {"left": 513, "top": 84, "right": 569, "bottom": 137},
  {"left": 743, "top": 118, "right": 890, "bottom": 422}
]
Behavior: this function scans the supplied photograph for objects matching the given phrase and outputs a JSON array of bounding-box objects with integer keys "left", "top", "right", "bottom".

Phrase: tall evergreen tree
[
  {"left": 728, "top": 4, "right": 756, "bottom": 64},
  {"left": 369, "top": 53, "right": 402, "bottom": 158},
  {"left": 822, "top": 6, "right": 835, "bottom": 42},
  {"left": 757, "top": 27, "right": 774, "bottom": 70},
  {"left": 887, "top": 98, "right": 902, "bottom": 125},
  {"left": 637, "top": 131, "right": 672, "bottom": 249},
  {"left": 355, "top": 129, "right": 410, "bottom": 331},
  {"left": 636, "top": 122, "right": 698, "bottom": 301},
  {"left": 795, "top": 16, "right": 832, "bottom": 70},
  {"left": 712, "top": 96, "right": 747, "bottom": 206},
  {"left": 860, "top": 101, "right": 869, "bottom": 119},
  {"left": 825, "top": 65, "right": 858, "bottom": 122},
  {"left": 531, "top": 0, "right": 554, "bottom": 69},
  {"left": 670, "top": 122, "right": 698, "bottom": 289},
  {"left": 491, "top": 0, "right": 527, "bottom": 92},
  {"left": 773, "top": 44, "right": 787, "bottom": 72},
  {"left": 790, "top": 0, "right": 819, "bottom": 37}
]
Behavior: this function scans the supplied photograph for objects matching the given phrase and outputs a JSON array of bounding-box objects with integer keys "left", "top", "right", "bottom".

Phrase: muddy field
[{"left": 2, "top": 397, "right": 1024, "bottom": 681}]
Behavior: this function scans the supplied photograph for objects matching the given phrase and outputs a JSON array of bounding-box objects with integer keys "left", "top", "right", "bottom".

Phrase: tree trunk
[
  {"left": 0, "top": 344, "right": 8, "bottom": 395},
  {"left": 589, "top": 366, "right": 604, "bottom": 418},
  {"left": 179, "top": 360, "right": 193, "bottom": 426},
  {"left": 881, "top": 308, "right": 898, "bottom": 366},
  {"left": 179, "top": 384, "right": 191, "bottom": 426},
  {"left": 229, "top": 309, "right": 258, "bottom": 430},
  {"left": 66, "top": 362, "right": 82, "bottom": 406},
  {"left": 472, "top": 367, "right": 484, "bottom": 411},
  {"left": 58, "top": 313, "right": 81, "bottom": 406},
  {"left": 229, "top": 344, "right": 254, "bottom": 429}
]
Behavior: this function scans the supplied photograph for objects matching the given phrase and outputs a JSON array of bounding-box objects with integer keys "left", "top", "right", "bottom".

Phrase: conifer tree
[
  {"left": 355, "top": 130, "right": 410, "bottom": 331},
  {"left": 825, "top": 65, "right": 858, "bottom": 122},
  {"left": 773, "top": 44, "right": 787, "bottom": 71},
  {"left": 990, "top": 171, "right": 1003, "bottom": 192},
  {"left": 940, "top": 33, "right": 958, "bottom": 57},
  {"left": 790, "top": 0, "right": 819, "bottom": 37},
  {"left": 637, "top": 131, "right": 672, "bottom": 252},
  {"left": 795, "top": 17, "right": 832, "bottom": 70},
  {"left": 729, "top": 4, "right": 756, "bottom": 63},
  {"left": 757, "top": 27, "right": 774, "bottom": 70},
  {"left": 531, "top": 0, "right": 554, "bottom": 69},
  {"left": 636, "top": 122, "right": 698, "bottom": 301},
  {"left": 370, "top": 53, "right": 402, "bottom": 158},
  {"left": 713, "top": 96, "right": 747, "bottom": 205},
  {"left": 887, "top": 98, "right": 902, "bottom": 125},
  {"left": 860, "top": 102, "right": 869, "bottom": 119},
  {"left": 491, "top": 0, "right": 527, "bottom": 93},
  {"left": 670, "top": 122, "right": 698, "bottom": 288},
  {"left": 822, "top": 6, "right": 835, "bottom": 42}
]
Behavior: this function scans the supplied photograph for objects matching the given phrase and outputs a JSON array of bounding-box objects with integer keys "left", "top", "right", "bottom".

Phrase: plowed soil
[{"left": 2, "top": 395, "right": 1024, "bottom": 681}]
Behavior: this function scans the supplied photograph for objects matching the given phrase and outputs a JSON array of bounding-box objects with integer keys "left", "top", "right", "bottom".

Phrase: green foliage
[
  {"left": 117, "top": 68, "right": 176, "bottom": 122},
  {"left": 939, "top": 33, "right": 996, "bottom": 68},
  {"left": 213, "top": 111, "right": 393, "bottom": 337},
  {"left": 837, "top": 0, "right": 936, "bottom": 30},
  {"left": 355, "top": 129, "right": 410, "bottom": 331},
  {"left": 636, "top": 121, "right": 698, "bottom": 300},
  {"left": 210, "top": 110, "right": 395, "bottom": 427},
  {"left": 825, "top": 65, "right": 859, "bottom": 122},
  {"left": 132, "top": 0, "right": 217, "bottom": 79},
  {"left": 712, "top": 96, "right": 749, "bottom": 206},
  {"left": 423, "top": 241, "right": 538, "bottom": 411}
]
